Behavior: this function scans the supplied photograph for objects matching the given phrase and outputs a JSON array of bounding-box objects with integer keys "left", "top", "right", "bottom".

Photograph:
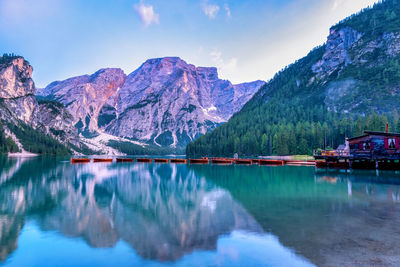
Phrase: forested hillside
[{"left": 187, "top": 0, "right": 400, "bottom": 156}]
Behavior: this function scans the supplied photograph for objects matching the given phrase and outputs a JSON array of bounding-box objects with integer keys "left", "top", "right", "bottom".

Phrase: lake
[{"left": 1, "top": 157, "right": 400, "bottom": 266}]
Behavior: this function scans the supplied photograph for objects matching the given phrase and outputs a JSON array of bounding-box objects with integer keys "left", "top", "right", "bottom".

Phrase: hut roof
[{"left": 348, "top": 131, "right": 400, "bottom": 141}]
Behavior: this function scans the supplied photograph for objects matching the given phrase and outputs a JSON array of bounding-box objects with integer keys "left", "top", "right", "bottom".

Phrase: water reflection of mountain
[
  {"left": 0, "top": 158, "right": 262, "bottom": 262},
  {"left": 190, "top": 165, "right": 400, "bottom": 266}
]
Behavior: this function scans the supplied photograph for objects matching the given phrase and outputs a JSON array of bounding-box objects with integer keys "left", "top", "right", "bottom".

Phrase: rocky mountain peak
[
  {"left": 104, "top": 57, "right": 264, "bottom": 147},
  {"left": 0, "top": 56, "right": 35, "bottom": 98},
  {"left": 38, "top": 68, "right": 126, "bottom": 133},
  {"left": 38, "top": 57, "right": 265, "bottom": 150}
]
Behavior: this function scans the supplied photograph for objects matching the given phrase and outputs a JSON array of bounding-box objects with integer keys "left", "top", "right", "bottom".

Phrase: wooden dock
[{"left": 316, "top": 161, "right": 349, "bottom": 169}]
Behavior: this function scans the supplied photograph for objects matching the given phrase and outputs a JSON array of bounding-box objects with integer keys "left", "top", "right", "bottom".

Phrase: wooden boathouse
[{"left": 314, "top": 128, "right": 400, "bottom": 170}]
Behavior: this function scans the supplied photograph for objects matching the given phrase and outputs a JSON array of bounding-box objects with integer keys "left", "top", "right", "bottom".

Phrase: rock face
[
  {"left": 37, "top": 69, "right": 126, "bottom": 134},
  {"left": 310, "top": 25, "right": 400, "bottom": 114},
  {"left": 0, "top": 55, "right": 80, "bottom": 150},
  {"left": 312, "top": 27, "right": 363, "bottom": 80},
  {"left": 0, "top": 57, "right": 34, "bottom": 98},
  {"left": 105, "top": 57, "right": 264, "bottom": 147},
  {"left": 40, "top": 57, "right": 265, "bottom": 148}
]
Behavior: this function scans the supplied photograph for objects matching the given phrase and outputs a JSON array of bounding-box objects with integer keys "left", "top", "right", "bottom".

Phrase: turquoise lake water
[{"left": 1, "top": 157, "right": 400, "bottom": 266}]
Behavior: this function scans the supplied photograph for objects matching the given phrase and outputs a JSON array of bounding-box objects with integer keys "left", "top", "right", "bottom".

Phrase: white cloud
[
  {"left": 210, "top": 49, "right": 238, "bottom": 77},
  {"left": 134, "top": 1, "right": 159, "bottom": 27},
  {"left": 203, "top": 2, "right": 220, "bottom": 19},
  {"left": 224, "top": 4, "right": 231, "bottom": 18}
]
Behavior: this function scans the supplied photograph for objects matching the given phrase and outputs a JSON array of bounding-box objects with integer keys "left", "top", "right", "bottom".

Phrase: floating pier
[
  {"left": 93, "top": 158, "right": 113, "bottom": 163},
  {"left": 189, "top": 159, "right": 210, "bottom": 164},
  {"left": 170, "top": 159, "right": 187, "bottom": 164},
  {"left": 116, "top": 158, "right": 134, "bottom": 163},
  {"left": 154, "top": 158, "right": 169, "bottom": 163},
  {"left": 71, "top": 158, "right": 91, "bottom": 164}
]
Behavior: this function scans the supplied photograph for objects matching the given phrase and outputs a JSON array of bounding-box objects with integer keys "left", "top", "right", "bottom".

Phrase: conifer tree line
[
  {"left": 0, "top": 121, "right": 70, "bottom": 155},
  {"left": 0, "top": 122, "right": 19, "bottom": 153},
  {"left": 186, "top": 105, "right": 396, "bottom": 157}
]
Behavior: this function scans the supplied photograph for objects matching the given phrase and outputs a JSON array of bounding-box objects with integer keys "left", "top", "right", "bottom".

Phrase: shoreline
[{"left": 8, "top": 152, "right": 39, "bottom": 157}]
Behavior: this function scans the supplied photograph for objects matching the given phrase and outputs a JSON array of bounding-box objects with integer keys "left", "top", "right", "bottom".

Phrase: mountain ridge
[{"left": 38, "top": 57, "right": 265, "bottom": 150}]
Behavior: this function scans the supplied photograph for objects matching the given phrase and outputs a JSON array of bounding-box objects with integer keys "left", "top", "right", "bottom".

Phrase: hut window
[
  {"left": 388, "top": 138, "right": 396, "bottom": 149},
  {"left": 364, "top": 141, "right": 371, "bottom": 150}
]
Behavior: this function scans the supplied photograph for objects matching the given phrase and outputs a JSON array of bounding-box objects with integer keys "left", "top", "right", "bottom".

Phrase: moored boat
[
  {"left": 189, "top": 159, "right": 209, "bottom": 164},
  {"left": 234, "top": 159, "right": 252, "bottom": 165},
  {"left": 116, "top": 158, "right": 134, "bottom": 163},
  {"left": 136, "top": 158, "right": 152, "bottom": 163},
  {"left": 71, "top": 158, "right": 91, "bottom": 164},
  {"left": 170, "top": 159, "right": 187, "bottom": 164},
  {"left": 154, "top": 158, "right": 169, "bottom": 163},
  {"left": 93, "top": 158, "right": 113, "bottom": 163},
  {"left": 285, "top": 161, "right": 315, "bottom": 166},
  {"left": 211, "top": 158, "right": 233, "bottom": 165},
  {"left": 259, "top": 159, "right": 284, "bottom": 166}
]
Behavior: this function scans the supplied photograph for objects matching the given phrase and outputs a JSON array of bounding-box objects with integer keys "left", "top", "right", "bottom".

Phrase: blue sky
[{"left": 0, "top": 0, "right": 379, "bottom": 87}]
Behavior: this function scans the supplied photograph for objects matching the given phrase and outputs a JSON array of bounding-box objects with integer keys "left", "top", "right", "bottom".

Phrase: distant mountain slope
[
  {"left": 39, "top": 57, "right": 265, "bottom": 150},
  {"left": 187, "top": 0, "right": 400, "bottom": 156}
]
